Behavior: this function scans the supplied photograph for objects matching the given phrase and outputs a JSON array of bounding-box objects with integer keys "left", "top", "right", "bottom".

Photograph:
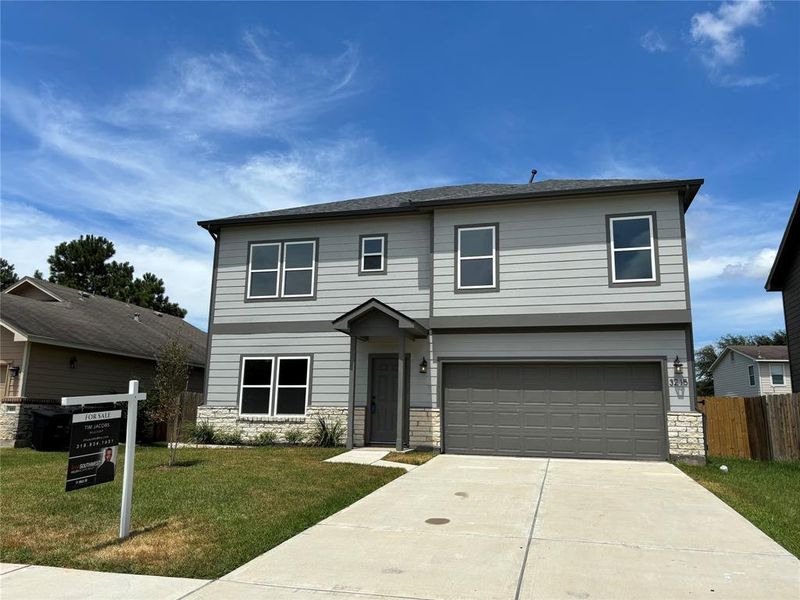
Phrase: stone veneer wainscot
[{"left": 667, "top": 411, "right": 706, "bottom": 464}]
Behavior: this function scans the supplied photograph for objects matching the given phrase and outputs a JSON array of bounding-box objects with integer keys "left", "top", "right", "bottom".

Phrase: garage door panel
[{"left": 443, "top": 362, "right": 666, "bottom": 460}]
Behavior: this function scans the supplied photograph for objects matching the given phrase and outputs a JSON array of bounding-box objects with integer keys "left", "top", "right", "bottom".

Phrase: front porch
[{"left": 333, "top": 298, "right": 433, "bottom": 451}]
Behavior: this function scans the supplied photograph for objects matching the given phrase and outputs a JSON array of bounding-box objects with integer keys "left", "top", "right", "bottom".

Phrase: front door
[{"left": 369, "top": 357, "right": 398, "bottom": 444}]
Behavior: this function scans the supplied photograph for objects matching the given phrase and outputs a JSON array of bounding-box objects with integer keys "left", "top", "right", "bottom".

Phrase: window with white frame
[
  {"left": 748, "top": 365, "right": 756, "bottom": 386},
  {"left": 770, "top": 363, "right": 785, "bottom": 386},
  {"left": 360, "top": 235, "right": 386, "bottom": 273},
  {"left": 247, "top": 240, "right": 316, "bottom": 299},
  {"left": 239, "top": 356, "right": 310, "bottom": 416},
  {"left": 282, "top": 241, "right": 316, "bottom": 297},
  {"left": 457, "top": 225, "right": 497, "bottom": 289},
  {"left": 608, "top": 215, "right": 657, "bottom": 283},
  {"left": 239, "top": 357, "right": 274, "bottom": 415},
  {"left": 275, "top": 357, "right": 310, "bottom": 415}
]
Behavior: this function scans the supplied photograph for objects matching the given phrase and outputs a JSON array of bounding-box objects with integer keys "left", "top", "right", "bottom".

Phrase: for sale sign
[{"left": 65, "top": 410, "right": 121, "bottom": 492}]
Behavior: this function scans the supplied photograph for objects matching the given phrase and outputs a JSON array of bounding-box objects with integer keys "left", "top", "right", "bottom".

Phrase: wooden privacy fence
[
  {"left": 698, "top": 393, "right": 800, "bottom": 460},
  {"left": 152, "top": 391, "right": 203, "bottom": 442}
]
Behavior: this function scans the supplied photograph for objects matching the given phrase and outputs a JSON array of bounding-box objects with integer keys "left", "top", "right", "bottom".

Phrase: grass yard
[
  {"left": 0, "top": 446, "right": 403, "bottom": 578},
  {"left": 678, "top": 457, "right": 800, "bottom": 557},
  {"left": 383, "top": 450, "right": 439, "bottom": 465}
]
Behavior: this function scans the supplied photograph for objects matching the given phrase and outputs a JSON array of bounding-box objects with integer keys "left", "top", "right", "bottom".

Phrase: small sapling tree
[{"left": 151, "top": 338, "right": 190, "bottom": 466}]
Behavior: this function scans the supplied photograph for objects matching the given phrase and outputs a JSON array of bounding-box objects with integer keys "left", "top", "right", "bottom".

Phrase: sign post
[{"left": 62, "top": 379, "right": 145, "bottom": 540}]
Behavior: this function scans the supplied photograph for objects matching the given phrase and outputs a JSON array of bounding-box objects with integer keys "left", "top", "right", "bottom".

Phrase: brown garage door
[{"left": 443, "top": 362, "right": 666, "bottom": 460}]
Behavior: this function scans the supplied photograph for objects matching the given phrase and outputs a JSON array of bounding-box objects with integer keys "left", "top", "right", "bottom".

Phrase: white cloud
[
  {"left": 0, "top": 32, "right": 449, "bottom": 328},
  {"left": 689, "top": 0, "right": 771, "bottom": 86},
  {"left": 640, "top": 29, "right": 668, "bottom": 53},
  {"left": 690, "top": 0, "right": 765, "bottom": 67},
  {"left": 108, "top": 30, "right": 360, "bottom": 138}
]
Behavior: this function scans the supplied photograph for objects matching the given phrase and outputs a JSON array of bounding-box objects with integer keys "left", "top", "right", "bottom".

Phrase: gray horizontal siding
[
  {"left": 432, "top": 191, "right": 688, "bottom": 316},
  {"left": 213, "top": 214, "right": 431, "bottom": 324},
  {"left": 431, "top": 329, "right": 693, "bottom": 411},
  {"left": 206, "top": 331, "right": 351, "bottom": 407},
  {"left": 711, "top": 351, "right": 758, "bottom": 397}
]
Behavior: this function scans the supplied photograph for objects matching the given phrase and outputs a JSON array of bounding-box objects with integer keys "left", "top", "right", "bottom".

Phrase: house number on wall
[{"left": 669, "top": 377, "right": 689, "bottom": 387}]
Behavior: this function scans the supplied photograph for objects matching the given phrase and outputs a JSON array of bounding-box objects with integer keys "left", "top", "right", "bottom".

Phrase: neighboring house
[
  {"left": 709, "top": 345, "right": 792, "bottom": 397},
  {"left": 0, "top": 277, "right": 207, "bottom": 446},
  {"left": 765, "top": 191, "right": 799, "bottom": 393},
  {"left": 198, "top": 178, "right": 705, "bottom": 462}
]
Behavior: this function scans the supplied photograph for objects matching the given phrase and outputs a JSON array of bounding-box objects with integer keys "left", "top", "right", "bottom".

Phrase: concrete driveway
[{"left": 188, "top": 455, "right": 799, "bottom": 600}]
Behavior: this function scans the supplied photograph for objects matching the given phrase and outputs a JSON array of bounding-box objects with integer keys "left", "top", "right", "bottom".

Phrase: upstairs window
[
  {"left": 748, "top": 365, "right": 756, "bottom": 386},
  {"left": 608, "top": 215, "right": 657, "bottom": 284},
  {"left": 247, "top": 240, "right": 316, "bottom": 299},
  {"left": 770, "top": 363, "right": 785, "bottom": 386},
  {"left": 457, "top": 225, "right": 497, "bottom": 290},
  {"left": 359, "top": 235, "right": 387, "bottom": 274}
]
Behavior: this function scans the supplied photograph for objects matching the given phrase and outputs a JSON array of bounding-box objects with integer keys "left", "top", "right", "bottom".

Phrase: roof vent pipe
[
  {"left": 133, "top": 312, "right": 141, "bottom": 322},
  {"left": 529, "top": 169, "right": 537, "bottom": 184}
]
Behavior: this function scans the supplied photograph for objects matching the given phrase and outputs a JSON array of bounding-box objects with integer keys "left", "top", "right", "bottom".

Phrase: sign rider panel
[{"left": 65, "top": 409, "right": 121, "bottom": 492}]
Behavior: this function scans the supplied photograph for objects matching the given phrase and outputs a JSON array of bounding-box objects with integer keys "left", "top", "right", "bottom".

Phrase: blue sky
[{"left": 1, "top": 1, "right": 797, "bottom": 346}]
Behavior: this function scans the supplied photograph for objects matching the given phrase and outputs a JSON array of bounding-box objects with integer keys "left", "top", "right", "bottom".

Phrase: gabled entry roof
[{"left": 332, "top": 298, "right": 428, "bottom": 339}]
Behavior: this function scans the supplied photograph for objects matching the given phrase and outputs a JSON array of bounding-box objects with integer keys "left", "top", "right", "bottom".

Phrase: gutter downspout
[{"left": 201, "top": 228, "right": 220, "bottom": 405}]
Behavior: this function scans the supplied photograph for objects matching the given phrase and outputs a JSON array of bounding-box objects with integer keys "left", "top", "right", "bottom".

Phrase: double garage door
[{"left": 443, "top": 362, "right": 667, "bottom": 460}]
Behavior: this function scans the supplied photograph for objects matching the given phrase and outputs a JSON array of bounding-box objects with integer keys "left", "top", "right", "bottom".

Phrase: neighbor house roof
[
  {"left": 765, "top": 191, "right": 800, "bottom": 292},
  {"left": 709, "top": 345, "right": 790, "bottom": 373},
  {"left": 198, "top": 178, "right": 703, "bottom": 231},
  {"left": 1, "top": 277, "right": 206, "bottom": 366}
]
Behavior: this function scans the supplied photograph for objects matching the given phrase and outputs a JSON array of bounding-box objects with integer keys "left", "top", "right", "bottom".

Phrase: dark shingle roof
[
  {"left": 728, "top": 345, "right": 789, "bottom": 361},
  {"left": 1, "top": 278, "right": 207, "bottom": 366},
  {"left": 765, "top": 191, "right": 800, "bottom": 291},
  {"left": 198, "top": 178, "right": 703, "bottom": 230}
]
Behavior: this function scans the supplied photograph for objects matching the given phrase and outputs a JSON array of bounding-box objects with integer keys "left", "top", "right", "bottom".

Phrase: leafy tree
[
  {"left": 0, "top": 258, "right": 19, "bottom": 290},
  {"left": 149, "top": 339, "right": 191, "bottom": 467},
  {"left": 33, "top": 269, "right": 44, "bottom": 280},
  {"left": 695, "top": 330, "right": 787, "bottom": 396},
  {"left": 48, "top": 235, "right": 120, "bottom": 294},
  {"left": 46, "top": 235, "right": 186, "bottom": 317}
]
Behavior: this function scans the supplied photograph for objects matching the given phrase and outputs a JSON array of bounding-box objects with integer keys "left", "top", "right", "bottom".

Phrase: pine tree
[
  {"left": 0, "top": 258, "right": 19, "bottom": 290},
  {"left": 46, "top": 235, "right": 187, "bottom": 317}
]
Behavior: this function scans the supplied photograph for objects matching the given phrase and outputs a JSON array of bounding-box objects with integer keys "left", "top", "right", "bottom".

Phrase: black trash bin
[{"left": 30, "top": 409, "right": 71, "bottom": 451}]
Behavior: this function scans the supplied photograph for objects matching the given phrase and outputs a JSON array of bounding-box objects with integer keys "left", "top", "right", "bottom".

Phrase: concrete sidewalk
[
  {"left": 324, "top": 447, "right": 417, "bottom": 471},
  {"left": 0, "top": 563, "right": 209, "bottom": 599}
]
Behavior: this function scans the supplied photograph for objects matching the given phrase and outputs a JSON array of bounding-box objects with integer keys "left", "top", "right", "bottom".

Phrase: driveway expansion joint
[{"left": 514, "top": 458, "right": 550, "bottom": 600}]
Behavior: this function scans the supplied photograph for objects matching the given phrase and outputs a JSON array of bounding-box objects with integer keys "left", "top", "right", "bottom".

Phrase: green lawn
[
  {"left": 384, "top": 450, "right": 439, "bottom": 465},
  {"left": 0, "top": 446, "right": 403, "bottom": 578},
  {"left": 678, "top": 457, "right": 800, "bottom": 557}
]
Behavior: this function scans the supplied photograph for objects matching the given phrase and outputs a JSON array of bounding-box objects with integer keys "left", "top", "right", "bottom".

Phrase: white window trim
[
  {"left": 274, "top": 356, "right": 311, "bottom": 417},
  {"left": 360, "top": 236, "right": 385, "bottom": 272},
  {"left": 247, "top": 243, "right": 281, "bottom": 299},
  {"left": 238, "top": 357, "right": 276, "bottom": 417},
  {"left": 280, "top": 240, "right": 316, "bottom": 298},
  {"left": 748, "top": 365, "right": 756, "bottom": 386},
  {"left": 770, "top": 363, "right": 785, "bottom": 386},
  {"left": 609, "top": 215, "right": 657, "bottom": 283},
  {"left": 238, "top": 356, "right": 311, "bottom": 417},
  {"left": 457, "top": 225, "right": 497, "bottom": 290}
]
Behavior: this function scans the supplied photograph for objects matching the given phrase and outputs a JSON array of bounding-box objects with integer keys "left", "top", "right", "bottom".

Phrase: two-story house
[{"left": 198, "top": 178, "right": 705, "bottom": 462}]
